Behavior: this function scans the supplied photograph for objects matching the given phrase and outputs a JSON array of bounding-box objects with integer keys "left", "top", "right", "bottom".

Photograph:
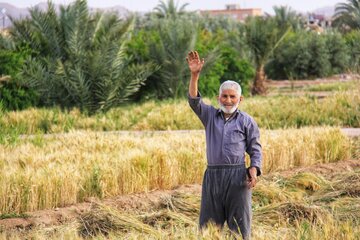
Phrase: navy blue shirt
[{"left": 188, "top": 92, "right": 262, "bottom": 175}]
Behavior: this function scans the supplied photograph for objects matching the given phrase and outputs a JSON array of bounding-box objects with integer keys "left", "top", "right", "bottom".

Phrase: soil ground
[{"left": 266, "top": 74, "right": 360, "bottom": 97}]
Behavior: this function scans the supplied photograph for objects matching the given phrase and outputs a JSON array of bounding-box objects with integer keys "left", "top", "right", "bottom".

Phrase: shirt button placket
[{"left": 222, "top": 121, "right": 228, "bottom": 159}]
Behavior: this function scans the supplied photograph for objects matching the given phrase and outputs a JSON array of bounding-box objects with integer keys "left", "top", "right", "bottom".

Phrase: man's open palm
[{"left": 186, "top": 51, "right": 205, "bottom": 74}]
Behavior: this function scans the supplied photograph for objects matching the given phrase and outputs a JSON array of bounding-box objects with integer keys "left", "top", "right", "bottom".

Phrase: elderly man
[{"left": 186, "top": 51, "right": 262, "bottom": 239}]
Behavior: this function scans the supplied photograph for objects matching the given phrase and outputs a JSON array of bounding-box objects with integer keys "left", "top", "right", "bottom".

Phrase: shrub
[{"left": 0, "top": 80, "right": 39, "bottom": 111}]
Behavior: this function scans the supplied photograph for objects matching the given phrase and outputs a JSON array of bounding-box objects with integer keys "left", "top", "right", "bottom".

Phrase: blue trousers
[{"left": 199, "top": 164, "right": 252, "bottom": 240}]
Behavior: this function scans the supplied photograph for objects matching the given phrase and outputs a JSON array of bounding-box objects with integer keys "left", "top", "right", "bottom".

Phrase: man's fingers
[
  {"left": 194, "top": 51, "right": 199, "bottom": 60},
  {"left": 187, "top": 51, "right": 201, "bottom": 62},
  {"left": 247, "top": 177, "right": 256, "bottom": 189},
  {"left": 187, "top": 51, "right": 193, "bottom": 61}
]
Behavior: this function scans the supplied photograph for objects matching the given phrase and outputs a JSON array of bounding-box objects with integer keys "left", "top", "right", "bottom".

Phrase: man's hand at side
[{"left": 247, "top": 167, "right": 257, "bottom": 189}]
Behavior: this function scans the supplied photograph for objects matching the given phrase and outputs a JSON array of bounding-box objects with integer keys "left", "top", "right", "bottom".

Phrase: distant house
[
  {"left": 0, "top": 28, "right": 9, "bottom": 36},
  {"left": 306, "top": 13, "right": 332, "bottom": 34},
  {"left": 309, "top": 13, "right": 332, "bottom": 27},
  {"left": 200, "top": 4, "right": 262, "bottom": 22}
]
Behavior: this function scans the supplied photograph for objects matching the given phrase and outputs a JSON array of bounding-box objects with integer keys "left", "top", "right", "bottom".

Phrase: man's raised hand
[{"left": 186, "top": 51, "right": 205, "bottom": 74}]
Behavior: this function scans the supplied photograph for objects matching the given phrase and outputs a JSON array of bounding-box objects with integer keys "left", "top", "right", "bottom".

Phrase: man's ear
[
  {"left": 216, "top": 95, "right": 220, "bottom": 102},
  {"left": 239, "top": 96, "right": 244, "bottom": 102}
]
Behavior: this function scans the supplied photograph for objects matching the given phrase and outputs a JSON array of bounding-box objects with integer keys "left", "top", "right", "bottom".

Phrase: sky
[{"left": 6, "top": 0, "right": 342, "bottom": 14}]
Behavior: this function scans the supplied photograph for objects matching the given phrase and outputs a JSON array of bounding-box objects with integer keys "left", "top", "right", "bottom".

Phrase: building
[
  {"left": 200, "top": 4, "right": 262, "bottom": 22},
  {"left": 308, "top": 13, "right": 332, "bottom": 28},
  {"left": 305, "top": 13, "right": 333, "bottom": 34}
]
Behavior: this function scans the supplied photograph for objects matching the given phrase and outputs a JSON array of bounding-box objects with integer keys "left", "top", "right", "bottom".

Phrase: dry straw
[
  {"left": 0, "top": 127, "right": 353, "bottom": 214},
  {"left": 78, "top": 202, "right": 161, "bottom": 238}
]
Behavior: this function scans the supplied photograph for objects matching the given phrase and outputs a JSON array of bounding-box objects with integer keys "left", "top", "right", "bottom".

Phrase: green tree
[
  {"left": 325, "top": 31, "right": 350, "bottom": 74},
  {"left": 273, "top": 5, "right": 303, "bottom": 32},
  {"left": 137, "top": 14, "right": 220, "bottom": 99},
  {"left": 267, "top": 31, "right": 338, "bottom": 80},
  {"left": 333, "top": 0, "right": 360, "bottom": 30},
  {"left": 307, "top": 33, "right": 331, "bottom": 77},
  {"left": 153, "top": 0, "right": 189, "bottom": 19},
  {"left": 10, "top": 0, "right": 154, "bottom": 114},
  {"left": 182, "top": 16, "right": 253, "bottom": 97},
  {"left": 245, "top": 16, "right": 289, "bottom": 95},
  {"left": 344, "top": 30, "right": 360, "bottom": 71},
  {"left": 0, "top": 81, "right": 39, "bottom": 111},
  {"left": 0, "top": 34, "right": 38, "bottom": 110},
  {"left": 147, "top": 16, "right": 197, "bottom": 98}
]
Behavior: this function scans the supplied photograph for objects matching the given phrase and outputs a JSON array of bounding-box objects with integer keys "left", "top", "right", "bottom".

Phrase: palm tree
[
  {"left": 10, "top": 0, "right": 155, "bottom": 114},
  {"left": 333, "top": 0, "right": 360, "bottom": 30},
  {"left": 154, "top": 0, "right": 189, "bottom": 19},
  {"left": 146, "top": 16, "right": 197, "bottom": 98},
  {"left": 273, "top": 5, "right": 303, "bottom": 32},
  {"left": 245, "top": 16, "right": 289, "bottom": 95}
]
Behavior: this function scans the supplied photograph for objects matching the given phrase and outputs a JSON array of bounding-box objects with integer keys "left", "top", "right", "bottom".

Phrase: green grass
[
  {"left": 0, "top": 87, "right": 359, "bottom": 139},
  {"left": 305, "top": 81, "right": 356, "bottom": 92}
]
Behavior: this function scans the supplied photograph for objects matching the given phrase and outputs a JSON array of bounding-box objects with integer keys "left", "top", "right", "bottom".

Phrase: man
[{"left": 186, "top": 50, "right": 262, "bottom": 239}]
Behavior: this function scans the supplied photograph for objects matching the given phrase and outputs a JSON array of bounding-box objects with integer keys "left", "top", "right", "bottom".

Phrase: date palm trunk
[{"left": 251, "top": 64, "right": 267, "bottom": 95}]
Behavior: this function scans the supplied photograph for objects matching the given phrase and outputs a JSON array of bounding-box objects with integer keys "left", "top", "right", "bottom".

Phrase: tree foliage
[
  {"left": 266, "top": 31, "right": 348, "bottom": 80},
  {"left": 153, "top": 0, "right": 189, "bottom": 19},
  {"left": 333, "top": 0, "right": 360, "bottom": 30},
  {"left": 196, "top": 27, "right": 254, "bottom": 97},
  {"left": 10, "top": 0, "right": 155, "bottom": 114},
  {"left": 0, "top": 81, "right": 39, "bottom": 111},
  {"left": 273, "top": 5, "right": 303, "bottom": 32},
  {"left": 245, "top": 16, "right": 289, "bottom": 95},
  {"left": 344, "top": 30, "right": 360, "bottom": 71}
]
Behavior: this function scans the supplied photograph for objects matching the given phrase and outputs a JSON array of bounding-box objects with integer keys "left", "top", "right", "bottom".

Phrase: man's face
[{"left": 217, "top": 89, "right": 242, "bottom": 114}]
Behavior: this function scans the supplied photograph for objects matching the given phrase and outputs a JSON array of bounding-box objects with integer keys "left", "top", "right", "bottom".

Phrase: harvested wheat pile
[
  {"left": 141, "top": 209, "right": 196, "bottom": 229},
  {"left": 254, "top": 202, "right": 329, "bottom": 226},
  {"left": 282, "top": 172, "right": 329, "bottom": 192},
  {"left": 312, "top": 171, "right": 360, "bottom": 202},
  {"left": 252, "top": 180, "right": 301, "bottom": 207},
  {"left": 159, "top": 192, "right": 200, "bottom": 217},
  {"left": 78, "top": 203, "right": 160, "bottom": 238},
  {"left": 329, "top": 197, "right": 360, "bottom": 223}
]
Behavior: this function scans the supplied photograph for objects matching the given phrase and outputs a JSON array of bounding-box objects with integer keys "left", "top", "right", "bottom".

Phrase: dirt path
[
  {"left": 266, "top": 74, "right": 359, "bottom": 88},
  {"left": 266, "top": 75, "right": 360, "bottom": 98},
  {"left": 20, "top": 128, "right": 360, "bottom": 142},
  {"left": 341, "top": 128, "right": 360, "bottom": 138},
  {"left": 1, "top": 159, "right": 359, "bottom": 231}
]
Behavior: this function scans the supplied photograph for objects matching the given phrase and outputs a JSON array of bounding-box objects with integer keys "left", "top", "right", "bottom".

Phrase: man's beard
[{"left": 219, "top": 101, "right": 239, "bottom": 114}]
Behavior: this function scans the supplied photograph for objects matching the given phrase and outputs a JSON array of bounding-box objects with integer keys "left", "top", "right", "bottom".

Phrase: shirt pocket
[
  {"left": 227, "top": 130, "right": 246, "bottom": 155},
  {"left": 229, "top": 130, "right": 246, "bottom": 143}
]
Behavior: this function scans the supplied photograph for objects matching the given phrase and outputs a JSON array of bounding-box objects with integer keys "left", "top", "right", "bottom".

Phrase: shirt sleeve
[
  {"left": 245, "top": 117, "right": 262, "bottom": 176},
  {"left": 187, "top": 91, "right": 211, "bottom": 127}
]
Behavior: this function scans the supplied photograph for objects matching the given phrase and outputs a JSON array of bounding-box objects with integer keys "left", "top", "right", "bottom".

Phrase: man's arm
[
  {"left": 245, "top": 118, "right": 262, "bottom": 189},
  {"left": 187, "top": 51, "right": 204, "bottom": 97},
  {"left": 186, "top": 51, "right": 211, "bottom": 127}
]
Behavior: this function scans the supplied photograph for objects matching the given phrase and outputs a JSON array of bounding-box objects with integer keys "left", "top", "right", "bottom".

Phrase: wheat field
[{"left": 0, "top": 127, "right": 354, "bottom": 214}]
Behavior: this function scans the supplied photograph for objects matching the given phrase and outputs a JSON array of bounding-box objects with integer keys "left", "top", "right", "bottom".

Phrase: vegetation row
[{"left": 1, "top": 0, "right": 360, "bottom": 113}]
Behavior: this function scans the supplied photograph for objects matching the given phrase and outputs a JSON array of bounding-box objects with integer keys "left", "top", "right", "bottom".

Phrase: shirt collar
[{"left": 216, "top": 108, "right": 240, "bottom": 120}]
